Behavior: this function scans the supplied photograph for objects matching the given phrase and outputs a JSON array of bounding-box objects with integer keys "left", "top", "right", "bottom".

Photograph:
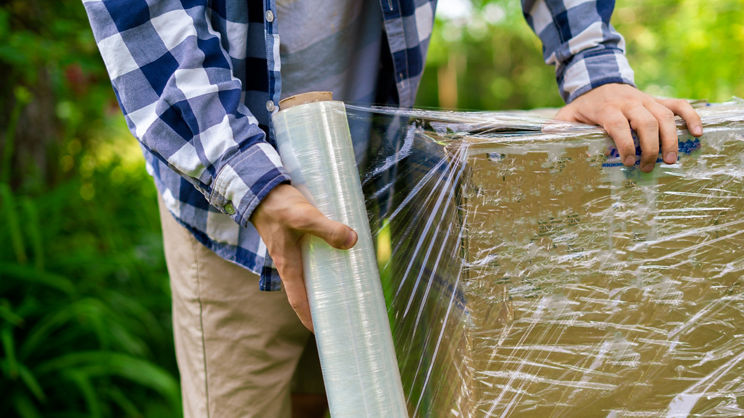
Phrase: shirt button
[
  {"left": 265, "top": 10, "right": 274, "bottom": 23},
  {"left": 266, "top": 100, "right": 276, "bottom": 112},
  {"left": 224, "top": 202, "right": 235, "bottom": 215}
]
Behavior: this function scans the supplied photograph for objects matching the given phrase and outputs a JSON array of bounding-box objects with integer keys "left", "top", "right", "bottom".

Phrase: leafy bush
[
  {"left": 419, "top": 0, "right": 744, "bottom": 110},
  {"left": 0, "top": 158, "right": 181, "bottom": 417},
  {"left": 0, "top": 2, "right": 181, "bottom": 415}
]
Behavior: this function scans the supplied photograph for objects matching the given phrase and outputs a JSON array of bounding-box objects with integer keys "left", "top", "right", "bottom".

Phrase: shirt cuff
[
  {"left": 210, "top": 142, "right": 291, "bottom": 228},
  {"left": 559, "top": 49, "right": 636, "bottom": 103}
]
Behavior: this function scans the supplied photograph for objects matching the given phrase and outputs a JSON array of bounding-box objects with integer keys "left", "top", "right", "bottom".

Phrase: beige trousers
[{"left": 158, "top": 196, "right": 324, "bottom": 418}]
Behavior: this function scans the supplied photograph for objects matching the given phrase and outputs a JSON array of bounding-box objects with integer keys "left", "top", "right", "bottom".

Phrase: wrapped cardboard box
[{"left": 371, "top": 101, "right": 744, "bottom": 416}]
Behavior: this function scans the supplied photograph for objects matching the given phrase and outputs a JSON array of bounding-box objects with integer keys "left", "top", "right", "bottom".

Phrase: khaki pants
[{"left": 158, "top": 196, "right": 324, "bottom": 418}]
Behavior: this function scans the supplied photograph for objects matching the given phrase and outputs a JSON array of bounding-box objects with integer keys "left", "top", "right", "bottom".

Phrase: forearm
[
  {"left": 521, "top": 0, "right": 635, "bottom": 102},
  {"left": 83, "top": 0, "right": 289, "bottom": 225}
]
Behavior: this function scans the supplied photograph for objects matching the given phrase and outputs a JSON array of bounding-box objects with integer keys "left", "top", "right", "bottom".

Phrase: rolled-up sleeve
[
  {"left": 83, "top": 0, "right": 289, "bottom": 226},
  {"left": 521, "top": 0, "right": 636, "bottom": 103}
]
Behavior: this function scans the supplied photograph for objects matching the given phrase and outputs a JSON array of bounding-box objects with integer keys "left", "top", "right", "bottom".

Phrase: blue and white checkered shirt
[{"left": 82, "top": 0, "right": 634, "bottom": 291}]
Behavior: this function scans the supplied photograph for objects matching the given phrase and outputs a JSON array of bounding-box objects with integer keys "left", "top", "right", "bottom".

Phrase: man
[{"left": 83, "top": 0, "right": 702, "bottom": 416}]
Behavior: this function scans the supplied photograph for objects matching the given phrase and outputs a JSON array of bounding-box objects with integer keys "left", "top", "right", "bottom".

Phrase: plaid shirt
[{"left": 83, "top": 0, "right": 634, "bottom": 291}]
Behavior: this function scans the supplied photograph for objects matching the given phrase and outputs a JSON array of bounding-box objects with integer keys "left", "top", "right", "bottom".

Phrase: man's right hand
[{"left": 250, "top": 184, "right": 358, "bottom": 332}]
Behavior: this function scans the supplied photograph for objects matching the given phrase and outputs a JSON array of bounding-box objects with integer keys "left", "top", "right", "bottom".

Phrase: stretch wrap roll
[{"left": 272, "top": 98, "right": 408, "bottom": 417}]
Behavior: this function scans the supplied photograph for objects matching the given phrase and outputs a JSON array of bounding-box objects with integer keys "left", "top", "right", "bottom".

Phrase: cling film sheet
[{"left": 338, "top": 99, "right": 744, "bottom": 417}]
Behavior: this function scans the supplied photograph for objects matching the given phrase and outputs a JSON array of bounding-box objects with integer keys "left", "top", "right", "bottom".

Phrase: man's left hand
[{"left": 555, "top": 83, "right": 703, "bottom": 172}]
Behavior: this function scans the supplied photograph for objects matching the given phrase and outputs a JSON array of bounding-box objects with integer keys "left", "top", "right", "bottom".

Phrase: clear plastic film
[
  {"left": 336, "top": 99, "right": 742, "bottom": 417},
  {"left": 273, "top": 98, "right": 744, "bottom": 416},
  {"left": 272, "top": 99, "right": 408, "bottom": 418}
]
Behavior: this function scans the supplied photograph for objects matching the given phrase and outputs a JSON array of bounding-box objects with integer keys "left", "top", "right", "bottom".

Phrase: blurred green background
[{"left": 0, "top": 0, "right": 742, "bottom": 416}]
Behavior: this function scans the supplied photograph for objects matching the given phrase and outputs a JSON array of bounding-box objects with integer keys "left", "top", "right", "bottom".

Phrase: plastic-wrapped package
[{"left": 346, "top": 99, "right": 744, "bottom": 417}]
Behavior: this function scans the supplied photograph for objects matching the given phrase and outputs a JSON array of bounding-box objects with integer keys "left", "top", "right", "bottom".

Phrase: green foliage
[
  {"left": 614, "top": 0, "right": 744, "bottom": 101},
  {"left": 0, "top": 3, "right": 182, "bottom": 415},
  {"left": 420, "top": 0, "right": 562, "bottom": 110},
  {"left": 0, "top": 153, "right": 181, "bottom": 416},
  {"left": 0, "top": 1, "right": 117, "bottom": 188},
  {"left": 417, "top": 0, "right": 744, "bottom": 110}
]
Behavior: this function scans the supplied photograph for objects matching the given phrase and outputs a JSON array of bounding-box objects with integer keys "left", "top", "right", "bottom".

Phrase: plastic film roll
[{"left": 272, "top": 95, "right": 408, "bottom": 417}]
